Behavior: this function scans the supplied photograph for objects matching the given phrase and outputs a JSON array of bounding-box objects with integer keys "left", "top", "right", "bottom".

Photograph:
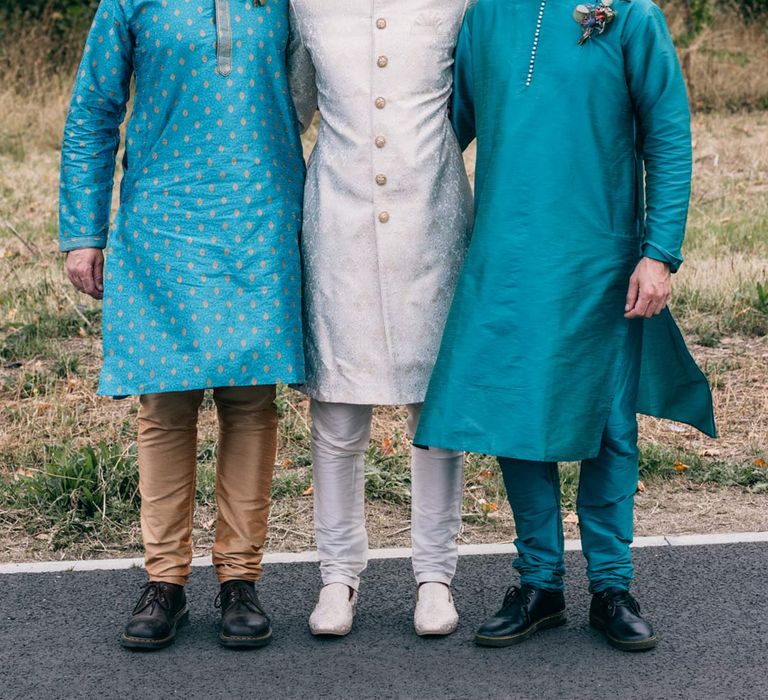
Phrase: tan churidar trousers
[{"left": 137, "top": 386, "right": 277, "bottom": 586}]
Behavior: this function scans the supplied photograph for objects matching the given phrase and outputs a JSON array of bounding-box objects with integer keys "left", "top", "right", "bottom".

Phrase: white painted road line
[{"left": 1, "top": 531, "right": 767, "bottom": 576}]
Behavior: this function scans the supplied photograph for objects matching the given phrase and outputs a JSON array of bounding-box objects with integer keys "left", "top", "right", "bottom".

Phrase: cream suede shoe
[
  {"left": 414, "top": 582, "right": 459, "bottom": 637},
  {"left": 309, "top": 583, "right": 358, "bottom": 636}
]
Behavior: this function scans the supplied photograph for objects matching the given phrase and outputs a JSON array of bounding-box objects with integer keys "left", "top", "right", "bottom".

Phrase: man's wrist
[
  {"left": 641, "top": 241, "right": 681, "bottom": 272},
  {"left": 59, "top": 237, "right": 107, "bottom": 253},
  {"left": 642, "top": 256, "right": 670, "bottom": 272}
]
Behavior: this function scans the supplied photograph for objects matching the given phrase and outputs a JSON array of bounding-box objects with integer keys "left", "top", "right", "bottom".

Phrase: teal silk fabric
[{"left": 416, "top": 0, "right": 716, "bottom": 461}]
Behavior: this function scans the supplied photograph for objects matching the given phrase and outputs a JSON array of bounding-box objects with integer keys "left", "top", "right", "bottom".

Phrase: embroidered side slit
[
  {"left": 525, "top": 0, "right": 548, "bottom": 87},
  {"left": 215, "top": 0, "right": 232, "bottom": 77}
]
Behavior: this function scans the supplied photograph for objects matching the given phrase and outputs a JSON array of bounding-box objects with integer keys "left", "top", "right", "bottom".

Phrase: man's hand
[
  {"left": 624, "top": 257, "right": 671, "bottom": 319},
  {"left": 66, "top": 248, "right": 105, "bottom": 300}
]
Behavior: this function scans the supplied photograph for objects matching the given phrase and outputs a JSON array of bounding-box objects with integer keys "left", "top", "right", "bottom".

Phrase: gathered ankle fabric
[{"left": 310, "top": 400, "right": 465, "bottom": 589}]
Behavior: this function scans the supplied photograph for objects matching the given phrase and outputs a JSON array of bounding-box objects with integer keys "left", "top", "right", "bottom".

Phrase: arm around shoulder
[{"left": 287, "top": 0, "right": 318, "bottom": 135}]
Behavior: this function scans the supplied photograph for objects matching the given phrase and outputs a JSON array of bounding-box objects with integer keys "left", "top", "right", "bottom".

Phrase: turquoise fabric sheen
[
  {"left": 415, "top": 0, "right": 715, "bottom": 461},
  {"left": 59, "top": 0, "right": 306, "bottom": 396}
]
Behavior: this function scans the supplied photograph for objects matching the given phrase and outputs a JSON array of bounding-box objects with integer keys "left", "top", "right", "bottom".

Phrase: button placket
[
  {"left": 525, "top": 0, "right": 548, "bottom": 87},
  {"left": 214, "top": 0, "right": 233, "bottom": 77},
  {"left": 372, "top": 10, "right": 390, "bottom": 226}
]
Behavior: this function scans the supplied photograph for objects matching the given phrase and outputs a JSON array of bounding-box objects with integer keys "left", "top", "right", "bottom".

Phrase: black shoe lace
[
  {"left": 601, "top": 589, "right": 641, "bottom": 617},
  {"left": 133, "top": 582, "right": 172, "bottom": 615},
  {"left": 502, "top": 586, "right": 523, "bottom": 608},
  {"left": 502, "top": 585, "right": 537, "bottom": 608},
  {"left": 215, "top": 581, "right": 265, "bottom": 615}
]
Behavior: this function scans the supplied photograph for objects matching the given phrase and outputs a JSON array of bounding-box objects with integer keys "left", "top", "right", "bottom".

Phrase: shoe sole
[
  {"left": 415, "top": 617, "right": 459, "bottom": 638},
  {"left": 415, "top": 625, "right": 459, "bottom": 638},
  {"left": 474, "top": 610, "right": 567, "bottom": 648},
  {"left": 120, "top": 608, "right": 189, "bottom": 651},
  {"left": 589, "top": 615, "right": 658, "bottom": 652},
  {"left": 219, "top": 629, "right": 273, "bottom": 649},
  {"left": 309, "top": 625, "right": 353, "bottom": 637}
]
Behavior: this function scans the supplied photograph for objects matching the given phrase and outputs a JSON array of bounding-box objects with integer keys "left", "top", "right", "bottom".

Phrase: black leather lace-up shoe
[
  {"left": 475, "top": 584, "right": 567, "bottom": 647},
  {"left": 121, "top": 581, "right": 189, "bottom": 650},
  {"left": 216, "top": 580, "right": 272, "bottom": 649},
  {"left": 590, "top": 587, "right": 658, "bottom": 651}
]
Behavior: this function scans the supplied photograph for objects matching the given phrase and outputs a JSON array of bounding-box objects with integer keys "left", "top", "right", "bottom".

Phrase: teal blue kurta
[
  {"left": 415, "top": 0, "right": 716, "bottom": 461},
  {"left": 59, "top": 0, "right": 306, "bottom": 397}
]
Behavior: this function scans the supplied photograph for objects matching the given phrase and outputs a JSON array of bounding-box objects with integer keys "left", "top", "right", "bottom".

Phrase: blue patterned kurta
[{"left": 59, "top": 0, "right": 306, "bottom": 396}]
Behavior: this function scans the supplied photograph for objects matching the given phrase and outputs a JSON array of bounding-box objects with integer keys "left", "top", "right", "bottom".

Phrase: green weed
[
  {"left": 272, "top": 469, "right": 313, "bottom": 500},
  {"left": 754, "top": 281, "right": 768, "bottom": 315},
  {"left": 364, "top": 446, "right": 411, "bottom": 505},
  {"left": 1, "top": 309, "right": 100, "bottom": 362}
]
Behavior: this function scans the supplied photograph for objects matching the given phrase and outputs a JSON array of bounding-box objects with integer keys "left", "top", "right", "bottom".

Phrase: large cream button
[
  {"left": 375, "top": 135, "right": 386, "bottom": 148},
  {"left": 377, "top": 55, "right": 389, "bottom": 68},
  {"left": 376, "top": 17, "right": 387, "bottom": 29},
  {"left": 375, "top": 97, "right": 386, "bottom": 109},
  {"left": 379, "top": 212, "right": 390, "bottom": 223},
  {"left": 376, "top": 174, "right": 387, "bottom": 186}
]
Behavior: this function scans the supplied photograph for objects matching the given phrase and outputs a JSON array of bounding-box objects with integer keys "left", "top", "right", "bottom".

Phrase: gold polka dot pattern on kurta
[{"left": 59, "top": 0, "right": 306, "bottom": 396}]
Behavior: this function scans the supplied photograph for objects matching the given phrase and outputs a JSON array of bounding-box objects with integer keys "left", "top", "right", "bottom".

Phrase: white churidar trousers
[{"left": 310, "top": 400, "right": 465, "bottom": 589}]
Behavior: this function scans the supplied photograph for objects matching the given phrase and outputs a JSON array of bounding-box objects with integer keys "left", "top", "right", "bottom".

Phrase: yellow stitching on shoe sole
[
  {"left": 475, "top": 611, "right": 567, "bottom": 641},
  {"left": 219, "top": 631, "right": 272, "bottom": 641}
]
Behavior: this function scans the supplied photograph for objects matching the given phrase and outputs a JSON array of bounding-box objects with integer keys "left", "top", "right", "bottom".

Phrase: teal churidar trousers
[{"left": 498, "top": 321, "right": 643, "bottom": 594}]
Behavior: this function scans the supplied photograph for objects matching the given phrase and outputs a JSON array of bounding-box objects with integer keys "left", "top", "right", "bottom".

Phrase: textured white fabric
[
  {"left": 414, "top": 582, "right": 459, "bottom": 636},
  {"left": 289, "top": 0, "right": 474, "bottom": 404},
  {"left": 310, "top": 401, "right": 464, "bottom": 589},
  {"left": 308, "top": 583, "right": 359, "bottom": 636}
]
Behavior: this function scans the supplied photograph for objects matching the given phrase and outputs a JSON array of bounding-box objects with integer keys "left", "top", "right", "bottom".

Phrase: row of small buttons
[
  {"left": 526, "top": 0, "right": 548, "bottom": 87},
  {"left": 375, "top": 17, "right": 389, "bottom": 224}
]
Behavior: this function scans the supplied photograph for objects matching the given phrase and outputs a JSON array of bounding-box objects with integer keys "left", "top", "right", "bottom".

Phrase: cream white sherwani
[{"left": 289, "top": 0, "right": 474, "bottom": 405}]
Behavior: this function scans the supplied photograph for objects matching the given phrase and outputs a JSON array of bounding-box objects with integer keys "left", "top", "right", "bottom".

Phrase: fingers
[
  {"left": 65, "top": 250, "right": 104, "bottom": 300},
  {"left": 625, "top": 293, "right": 652, "bottom": 319},
  {"left": 66, "top": 265, "right": 83, "bottom": 293},
  {"left": 625, "top": 288, "right": 670, "bottom": 319},
  {"left": 625, "top": 274, "right": 640, "bottom": 313},
  {"left": 79, "top": 263, "right": 97, "bottom": 297},
  {"left": 93, "top": 253, "right": 105, "bottom": 299},
  {"left": 653, "top": 289, "right": 672, "bottom": 316}
]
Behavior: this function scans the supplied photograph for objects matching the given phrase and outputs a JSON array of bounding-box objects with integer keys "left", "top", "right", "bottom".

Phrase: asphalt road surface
[{"left": 1, "top": 543, "right": 767, "bottom": 699}]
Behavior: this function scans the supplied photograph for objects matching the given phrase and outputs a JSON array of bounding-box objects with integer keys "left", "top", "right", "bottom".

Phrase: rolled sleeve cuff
[
  {"left": 59, "top": 236, "right": 108, "bottom": 253},
  {"left": 642, "top": 241, "right": 683, "bottom": 273}
]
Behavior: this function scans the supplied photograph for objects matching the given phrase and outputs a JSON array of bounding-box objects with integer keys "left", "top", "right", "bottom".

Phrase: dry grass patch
[
  {"left": 665, "top": 5, "right": 768, "bottom": 110},
  {"left": 640, "top": 336, "right": 768, "bottom": 465}
]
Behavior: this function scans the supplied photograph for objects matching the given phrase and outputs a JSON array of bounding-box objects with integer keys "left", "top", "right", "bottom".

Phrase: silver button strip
[{"left": 215, "top": 0, "right": 232, "bottom": 77}]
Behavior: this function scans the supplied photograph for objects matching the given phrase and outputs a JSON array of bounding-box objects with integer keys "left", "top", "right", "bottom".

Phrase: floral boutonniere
[{"left": 573, "top": 0, "right": 617, "bottom": 45}]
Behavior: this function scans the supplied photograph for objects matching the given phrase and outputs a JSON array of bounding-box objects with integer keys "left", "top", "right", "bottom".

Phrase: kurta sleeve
[
  {"left": 451, "top": 9, "right": 476, "bottom": 152},
  {"left": 287, "top": 1, "right": 317, "bottom": 135},
  {"left": 623, "top": 2, "right": 692, "bottom": 273},
  {"left": 59, "top": 0, "right": 134, "bottom": 253}
]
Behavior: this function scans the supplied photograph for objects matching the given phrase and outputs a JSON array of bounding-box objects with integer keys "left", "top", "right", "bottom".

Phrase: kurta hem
[
  {"left": 97, "top": 376, "right": 291, "bottom": 399},
  {"left": 297, "top": 385, "right": 427, "bottom": 407}
]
